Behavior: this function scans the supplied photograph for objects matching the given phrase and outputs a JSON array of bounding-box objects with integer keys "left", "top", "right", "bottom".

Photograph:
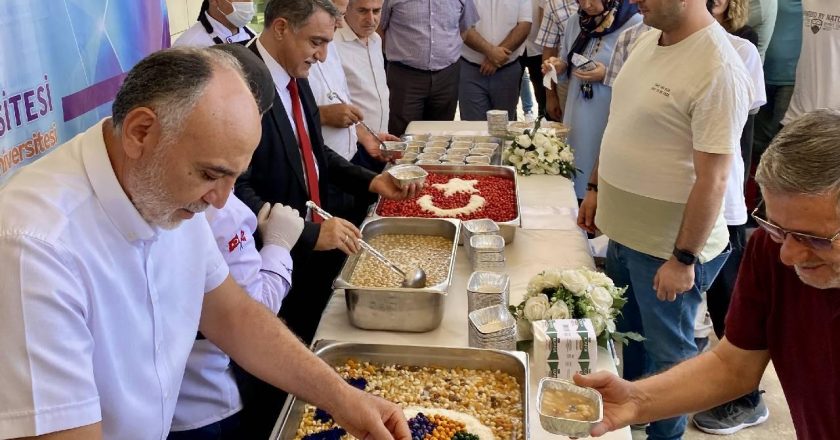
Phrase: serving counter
[{"left": 305, "top": 122, "right": 631, "bottom": 440}]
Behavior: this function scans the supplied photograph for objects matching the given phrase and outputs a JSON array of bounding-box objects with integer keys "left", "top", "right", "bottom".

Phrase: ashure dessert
[
  {"left": 294, "top": 360, "right": 523, "bottom": 440},
  {"left": 540, "top": 387, "right": 599, "bottom": 422},
  {"left": 348, "top": 234, "right": 452, "bottom": 287}
]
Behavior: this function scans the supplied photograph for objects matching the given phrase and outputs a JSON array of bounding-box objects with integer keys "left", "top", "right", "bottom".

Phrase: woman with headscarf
[{"left": 542, "top": 0, "right": 641, "bottom": 200}]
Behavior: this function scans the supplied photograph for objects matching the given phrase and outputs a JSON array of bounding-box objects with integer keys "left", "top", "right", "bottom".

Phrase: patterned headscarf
[{"left": 566, "top": 0, "right": 639, "bottom": 78}]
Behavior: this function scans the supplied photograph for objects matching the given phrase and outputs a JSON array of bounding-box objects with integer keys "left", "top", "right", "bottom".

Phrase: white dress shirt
[
  {"left": 334, "top": 26, "right": 390, "bottom": 134},
  {"left": 171, "top": 194, "right": 293, "bottom": 431},
  {"left": 0, "top": 120, "right": 229, "bottom": 439},
  {"left": 253, "top": 38, "right": 320, "bottom": 219},
  {"left": 173, "top": 12, "right": 253, "bottom": 47},
  {"left": 462, "top": 0, "right": 533, "bottom": 64},
  {"left": 309, "top": 42, "right": 358, "bottom": 161}
]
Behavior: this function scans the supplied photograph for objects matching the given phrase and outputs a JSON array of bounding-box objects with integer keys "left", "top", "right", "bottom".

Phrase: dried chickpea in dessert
[{"left": 349, "top": 234, "right": 452, "bottom": 287}]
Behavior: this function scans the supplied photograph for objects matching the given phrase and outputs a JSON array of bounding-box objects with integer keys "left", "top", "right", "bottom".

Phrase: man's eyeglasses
[{"left": 751, "top": 201, "right": 840, "bottom": 250}]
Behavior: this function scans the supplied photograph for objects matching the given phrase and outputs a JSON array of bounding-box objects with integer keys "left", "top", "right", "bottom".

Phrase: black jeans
[
  {"left": 706, "top": 224, "right": 747, "bottom": 339},
  {"left": 166, "top": 412, "right": 241, "bottom": 440}
]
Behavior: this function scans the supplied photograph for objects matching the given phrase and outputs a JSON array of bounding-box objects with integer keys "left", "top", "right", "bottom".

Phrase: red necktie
[{"left": 287, "top": 78, "right": 323, "bottom": 223}]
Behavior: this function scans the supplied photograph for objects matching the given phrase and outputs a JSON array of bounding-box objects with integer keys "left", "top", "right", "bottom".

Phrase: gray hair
[
  {"left": 264, "top": 0, "right": 341, "bottom": 30},
  {"left": 755, "top": 109, "right": 840, "bottom": 204},
  {"left": 111, "top": 47, "right": 245, "bottom": 141}
]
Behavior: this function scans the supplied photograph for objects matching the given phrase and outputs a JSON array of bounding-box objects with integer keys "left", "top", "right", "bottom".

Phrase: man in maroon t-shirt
[{"left": 572, "top": 108, "right": 840, "bottom": 439}]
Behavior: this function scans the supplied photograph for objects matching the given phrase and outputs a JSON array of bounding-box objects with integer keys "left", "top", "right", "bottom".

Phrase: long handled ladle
[
  {"left": 306, "top": 201, "right": 427, "bottom": 288},
  {"left": 326, "top": 92, "right": 389, "bottom": 151}
]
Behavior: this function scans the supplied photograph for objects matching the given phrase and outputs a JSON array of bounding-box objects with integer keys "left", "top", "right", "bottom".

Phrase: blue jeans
[
  {"left": 607, "top": 240, "right": 729, "bottom": 440},
  {"left": 520, "top": 71, "right": 534, "bottom": 114}
]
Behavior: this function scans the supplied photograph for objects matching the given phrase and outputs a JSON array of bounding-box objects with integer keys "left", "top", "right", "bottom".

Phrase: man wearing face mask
[{"left": 174, "top": 0, "right": 257, "bottom": 47}]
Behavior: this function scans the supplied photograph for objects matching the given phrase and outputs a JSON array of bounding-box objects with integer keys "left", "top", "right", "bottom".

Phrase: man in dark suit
[{"left": 234, "top": 0, "right": 419, "bottom": 436}]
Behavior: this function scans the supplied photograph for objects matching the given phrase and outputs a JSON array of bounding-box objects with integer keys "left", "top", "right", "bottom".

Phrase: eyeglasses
[{"left": 751, "top": 201, "right": 840, "bottom": 250}]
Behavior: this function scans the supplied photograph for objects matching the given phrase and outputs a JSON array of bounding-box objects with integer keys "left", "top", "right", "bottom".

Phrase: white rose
[
  {"left": 544, "top": 141, "right": 559, "bottom": 155},
  {"left": 516, "top": 134, "right": 532, "bottom": 148},
  {"left": 589, "top": 286, "right": 614, "bottom": 313},
  {"left": 589, "top": 314, "right": 606, "bottom": 335},
  {"left": 526, "top": 274, "right": 548, "bottom": 294},
  {"left": 547, "top": 300, "right": 571, "bottom": 319},
  {"left": 560, "top": 269, "right": 591, "bottom": 296},
  {"left": 524, "top": 151, "right": 539, "bottom": 162},
  {"left": 523, "top": 294, "right": 551, "bottom": 321},
  {"left": 508, "top": 153, "right": 524, "bottom": 166},
  {"left": 559, "top": 148, "right": 574, "bottom": 163},
  {"left": 545, "top": 152, "right": 560, "bottom": 163},
  {"left": 547, "top": 163, "right": 561, "bottom": 175},
  {"left": 542, "top": 269, "right": 563, "bottom": 287},
  {"left": 585, "top": 270, "right": 615, "bottom": 288},
  {"left": 532, "top": 166, "right": 546, "bottom": 174},
  {"left": 514, "top": 147, "right": 526, "bottom": 156}
]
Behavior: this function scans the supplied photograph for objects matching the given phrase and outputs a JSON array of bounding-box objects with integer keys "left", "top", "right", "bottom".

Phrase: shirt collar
[
  {"left": 205, "top": 10, "right": 243, "bottom": 41},
  {"left": 256, "top": 37, "right": 292, "bottom": 91},
  {"left": 336, "top": 26, "right": 363, "bottom": 43},
  {"left": 82, "top": 119, "right": 157, "bottom": 243}
]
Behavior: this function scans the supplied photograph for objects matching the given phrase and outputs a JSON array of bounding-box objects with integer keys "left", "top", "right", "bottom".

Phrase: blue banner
[{"left": 0, "top": 0, "right": 170, "bottom": 182}]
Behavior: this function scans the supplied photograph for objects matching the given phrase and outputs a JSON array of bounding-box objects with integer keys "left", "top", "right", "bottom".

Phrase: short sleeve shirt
[
  {"left": 726, "top": 229, "right": 840, "bottom": 438},
  {"left": 596, "top": 23, "right": 752, "bottom": 261},
  {"left": 0, "top": 120, "right": 229, "bottom": 439}
]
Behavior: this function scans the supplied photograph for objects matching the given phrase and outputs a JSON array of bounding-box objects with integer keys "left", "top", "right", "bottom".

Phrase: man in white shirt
[
  {"left": 335, "top": 0, "right": 390, "bottom": 135},
  {"left": 169, "top": 44, "right": 303, "bottom": 440},
  {"left": 235, "top": 0, "right": 421, "bottom": 436},
  {"left": 309, "top": 0, "right": 396, "bottom": 225},
  {"left": 576, "top": 0, "right": 753, "bottom": 437},
  {"left": 781, "top": 0, "right": 840, "bottom": 125},
  {"left": 459, "top": 0, "right": 532, "bottom": 120},
  {"left": 173, "top": 0, "right": 256, "bottom": 47},
  {"left": 535, "top": 0, "right": 578, "bottom": 120},
  {"left": 0, "top": 47, "right": 409, "bottom": 440}
]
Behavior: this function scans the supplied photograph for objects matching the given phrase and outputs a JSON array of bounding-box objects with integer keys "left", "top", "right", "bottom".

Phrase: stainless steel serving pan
[
  {"left": 333, "top": 217, "right": 460, "bottom": 332},
  {"left": 270, "top": 340, "right": 530, "bottom": 440},
  {"left": 372, "top": 164, "right": 521, "bottom": 243}
]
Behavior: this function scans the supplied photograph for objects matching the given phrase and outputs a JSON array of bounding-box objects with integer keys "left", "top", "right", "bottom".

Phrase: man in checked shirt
[{"left": 534, "top": 0, "right": 579, "bottom": 121}]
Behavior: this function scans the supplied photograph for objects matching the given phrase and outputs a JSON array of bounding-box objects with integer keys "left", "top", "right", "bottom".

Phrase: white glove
[{"left": 257, "top": 202, "right": 305, "bottom": 250}]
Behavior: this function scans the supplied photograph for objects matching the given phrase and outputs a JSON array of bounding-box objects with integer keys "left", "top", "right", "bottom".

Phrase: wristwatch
[{"left": 672, "top": 247, "right": 698, "bottom": 265}]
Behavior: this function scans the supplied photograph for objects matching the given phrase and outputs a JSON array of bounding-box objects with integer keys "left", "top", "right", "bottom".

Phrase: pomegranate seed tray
[{"left": 374, "top": 165, "right": 521, "bottom": 244}]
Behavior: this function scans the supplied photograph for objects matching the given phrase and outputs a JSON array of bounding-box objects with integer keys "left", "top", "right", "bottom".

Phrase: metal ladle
[
  {"left": 305, "top": 201, "right": 427, "bottom": 288},
  {"left": 326, "top": 92, "right": 388, "bottom": 150}
]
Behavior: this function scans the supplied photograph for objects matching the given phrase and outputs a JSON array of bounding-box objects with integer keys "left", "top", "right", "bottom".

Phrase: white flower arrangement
[
  {"left": 502, "top": 118, "right": 577, "bottom": 178},
  {"left": 510, "top": 267, "right": 643, "bottom": 346}
]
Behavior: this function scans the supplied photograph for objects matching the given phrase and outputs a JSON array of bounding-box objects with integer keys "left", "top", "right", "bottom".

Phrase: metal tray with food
[
  {"left": 332, "top": 217, "right": 460, "bottom": 332},
  {"left": 374, "top": 164, "right": 521, "bottom": 243},
  {"left": 270, "top": 340, "right": 530, "bottom": 440}
]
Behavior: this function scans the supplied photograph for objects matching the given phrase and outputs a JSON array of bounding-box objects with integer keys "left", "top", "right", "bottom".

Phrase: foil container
[
  {"left": 402, "top": 133, "right": 431, "bottom": 142},
  {"left": 380, "top": 141, "right": 407, "bottom": 160},
  {"left": 470, "top": 234, "right": 506, "bottom": 253},
  {"left": 468, "top": 304, "right": 517, "bottom": 350},
  {"left": 537, "top": 377, "right": 604, "bottom": 438},
  {"left": 467, "top": 271, "right": 511, "bottom": 312}
]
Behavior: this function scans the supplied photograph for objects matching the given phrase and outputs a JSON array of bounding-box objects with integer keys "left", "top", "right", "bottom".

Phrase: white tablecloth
[{"left": 312, "top": 121, "right": 630, "bottom": 440}]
